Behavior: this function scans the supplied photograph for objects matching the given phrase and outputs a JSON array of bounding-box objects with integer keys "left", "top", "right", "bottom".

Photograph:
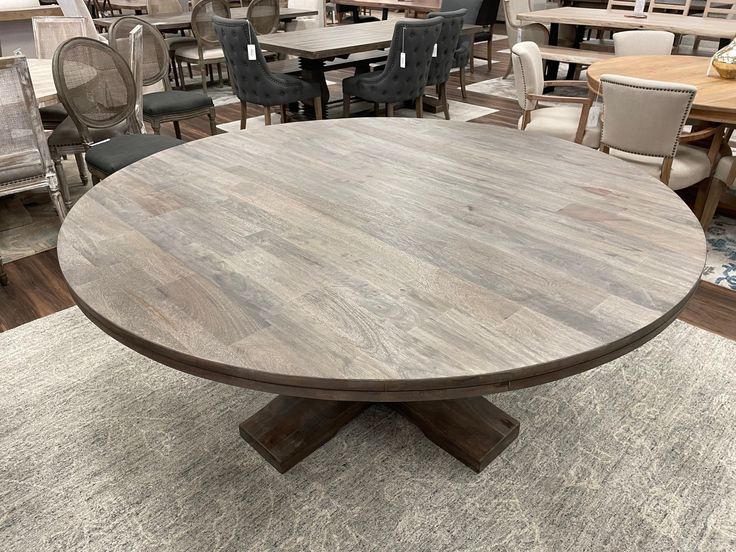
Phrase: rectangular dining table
[
  {"left": 518, "top": 7, "right": 736, "bottom": 80},
  {"left": 335, "top": 0, "right": 440, "bottom": 20},
  {"left": 258, "top": 19, "right": 481, "bottom": 114},
  {"left": 93, "top": 6, "right": 319, "bottom": 31}
]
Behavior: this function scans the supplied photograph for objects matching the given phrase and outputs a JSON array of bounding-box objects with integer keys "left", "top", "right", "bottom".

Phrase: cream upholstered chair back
[
  {"left": 511, "top": 41, "right": 544, "bottom": 111},
  {"left": 613, "top": 30, "right": 675, "bottom": 56},
  {"left": 599, "top": 74, "right": 695, "bottom": 159},
  {"left": 32, "top": 16, "right": 91, "bottom": 59},
  {"left": 57, "top": 0, "right": 100, "bottom": 39}
]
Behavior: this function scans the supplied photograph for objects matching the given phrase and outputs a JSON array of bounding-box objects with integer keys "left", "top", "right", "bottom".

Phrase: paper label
[
  {"left": 400, "top": 52, "right": 406, "bottom": 68},
  {"left": 634, "top": 0, "right": 645, "bottom": 13},
  {"left": 247, "top": 44, "right": 256, "bottom": 60},
  {"left": 432, "top": 44, "right": 437, "bottom": 57}
]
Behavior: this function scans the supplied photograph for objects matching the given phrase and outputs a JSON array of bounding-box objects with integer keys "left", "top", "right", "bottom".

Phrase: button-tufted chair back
[
  {"left": 426, "top": 9, "right": 466, "bottom": 87},
  {"left": 213, "top": 16, "right": 323, "bottom": 116},
  {"left": 351, "top": 18, "right": 443, "bottom": 106},
  {"left": 440, "top": 0, "right": 482, "bottom": 53}
]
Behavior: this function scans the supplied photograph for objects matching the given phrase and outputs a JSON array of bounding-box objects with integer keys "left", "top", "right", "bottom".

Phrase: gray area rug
[{"left": 1, "top": 308, "right": 734, "bottom": 551}]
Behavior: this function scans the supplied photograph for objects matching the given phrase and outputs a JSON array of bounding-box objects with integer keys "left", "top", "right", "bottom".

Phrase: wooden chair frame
[{"left": 520, "top": 80, "right": 593, "bottom": 145}]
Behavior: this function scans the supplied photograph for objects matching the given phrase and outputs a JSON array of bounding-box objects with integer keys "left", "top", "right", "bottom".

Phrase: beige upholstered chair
[
  {"left": 174, "top": 0, "right": 229, "bottom": 94},
  {"left": 147, "top": 0, "right": 196, "bottom": 88},
  {"left": 110, "top": 16, "right": 216, "bottom": 137},
  {"left": 613, "top": 30, "right": 675, "bottom": 56},
  {"left": 599, "top": 74, "right": 722, "bottom": 192},
  {"left": 511, "top": 42, "right": 599, "bottom": 147},
  {"left": 0, "top": 56, "right": 66, "bottom": 223},
  {"left": 699, "top": 128, "right": 735, "bottom": 229},
  {"left": 503, "top": 0, "right": 549, "bottom": 78}
]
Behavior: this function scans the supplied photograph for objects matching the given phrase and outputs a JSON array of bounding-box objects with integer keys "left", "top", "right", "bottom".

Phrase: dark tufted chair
[
  {"left": 342, "top": 18, "right": 443, "bottom": 118},
  {"left": 213, "top": 16, "right": 323, "bottom": 128},
  {"left": 440, "top": 0, "right": 483, "bottom": 99},
  {"left": 473, "top": 0, "right": 501, "bottom": 74},
  {"left": 425, "top": 9, "right": 466, "bottom": 120}
]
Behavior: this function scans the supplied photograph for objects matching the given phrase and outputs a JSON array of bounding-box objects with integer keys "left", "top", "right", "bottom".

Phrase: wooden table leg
[
  {"left": 240, "top": 395, "right": 519, "bottom": 474},
  {"left": 392, "top": 397, "right": 519, "bottom": 473},
  {"left": 299, "top": 58, "right": 329, "bottom": 119},
  {"left": 240, "top": 396, "right": 368, "bottom": 473}
]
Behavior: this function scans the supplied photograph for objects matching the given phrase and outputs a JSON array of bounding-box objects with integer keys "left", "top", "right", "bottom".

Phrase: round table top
[
  {"left": 57, "top": 119, "right": 706, "bottom": 401},
  {"left": 587, "top": 55, "right": 736, "bottom": 125}
]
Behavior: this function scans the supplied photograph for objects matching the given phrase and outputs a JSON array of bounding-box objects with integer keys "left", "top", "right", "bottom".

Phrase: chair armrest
[
  {"left": 527, "top": 93, "right": 593, "bottom": 106},
  {"left": 543, "top": 80, "right": 588, "bottom": 88},
  {"left": 679, "top": 125, "right": 722, "bottom": 144}
]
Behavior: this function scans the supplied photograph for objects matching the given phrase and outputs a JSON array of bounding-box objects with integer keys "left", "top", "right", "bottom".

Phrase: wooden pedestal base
[{"left": 239, "top": 396, "right": 520, "bottom": 474}]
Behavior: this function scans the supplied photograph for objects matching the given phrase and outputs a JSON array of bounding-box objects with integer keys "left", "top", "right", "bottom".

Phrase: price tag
[
  {"left": 400, "top": 52, "right": 406, "bottom": 68},
  {"left": 432, "top": 43, "right": 437, "bottom": 58},
  {"left": 247, "top": 44, "right": 256, "bottom": 60},
  {"left": 634, "top": 0, "right": 645, "bottom": 13}
]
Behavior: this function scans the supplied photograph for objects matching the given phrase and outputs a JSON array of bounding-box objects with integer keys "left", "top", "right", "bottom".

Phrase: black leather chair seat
[
  {"left": 143, "top": 90, "right": 214, "bottom": 117},
  {"left": 85, "top": 134, "right": 184, "bottom": 175}
]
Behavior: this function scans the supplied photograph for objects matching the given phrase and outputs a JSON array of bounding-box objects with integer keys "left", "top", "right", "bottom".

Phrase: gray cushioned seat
[
  {"left": 39, "top": 104, "right": 68, "bottom": 129},
  {"left": 48, "top": 117, "right": 125, "bottom": 148},
  {"left": 143, "top": 90, "right": 214, "bottom": 117},
  {"left": 85, "top": 134, "right": 183, "bottom": 176}
]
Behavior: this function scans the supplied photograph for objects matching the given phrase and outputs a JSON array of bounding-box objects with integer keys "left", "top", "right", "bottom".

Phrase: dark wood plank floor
[{"left": 2, "top": 33, "right": 735, "bottom": 341}]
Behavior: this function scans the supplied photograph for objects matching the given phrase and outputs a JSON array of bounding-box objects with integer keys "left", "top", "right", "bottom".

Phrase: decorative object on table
[
  {"left": 213, "top": 16, "right": 322, "bottom": 127},
  {"left": 342, "top": 18, "right": 443, "bottom": 118},
  {"left": 109, "top": 16, "right": 217, "bottom": 137},
  {"left": 711, "top": 38, "right": 736, "bottom": 79},
  {"left": 53, "top": 37, "right": 183, "bottom": 182}
]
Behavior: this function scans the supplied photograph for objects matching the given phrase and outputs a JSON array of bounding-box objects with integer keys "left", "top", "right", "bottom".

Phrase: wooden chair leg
[
  {"left": 52, "top": 154, "right": 72, "bottom": 209},
  {"left": 386, "top": 103, "right": 394, "bottom": 117},
  {"left": 208, "top": 108, "right": 217, "bottom": 135},
  {"left": 170, "top": 55, "right": 180, "bottom": 88},
  {"left": 699, "top": 178, "right": 725, "bottom": 230},
  {"left": 176, "top": 58, "right": 186, "bottom": 90},
  {"left": 469, "top": 51, "right": 475, "bottom": 73},
  {"left": 264, "top": 106, "right": 272, "bottom": 125},
  {"left": 487, "top": 38, "right": 492, "bottom": 72},
  {"left": 460, "top": 67, "right": 467, "bottom": 99},
  {"left": 440, "top": 82, "right": 450, "bottom": 120},
  {"left": 198, "top": 61, "right": 207, "bottom": 94},
  {"left": 173, "top": 120, "right": 181, "bottom": 139},
  {"left": 217, "top": 63, "right": 223, "bottom": 87},
  {"left": 343, "top": 95, "right": 351, "bottom": 118},
  {"left": 151, "top": 120, "right": 161, "bottom": 134},
  {"left": 74, "top": 152, "right": 88, "bottom": 186},
  {"left": 240, "top": 101, "right": 247, "bottom": 129},
  {"left": 503, "top": 59, "right": 512, "bottom": 79},
  {"left": 0, "top": 258, "right": 7, "bottom": 286},
  {"left": 280, "top": 104, "right": 288, "bottom": 123},
  {"left": 373, "top": 102, "right": 379, "bottom": 116},
  {"left": 415, "top": 95, "right": 423, "bottom": 118},
  {"left": 314, "top": 97, "right": 323, "bottom": 120}
]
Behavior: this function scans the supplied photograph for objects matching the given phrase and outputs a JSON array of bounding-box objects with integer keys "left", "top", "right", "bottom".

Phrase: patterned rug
[
  {"left": 704, "top": 215, "right": 736, "bottom": 290},
  {"left": 1, "top": 308, "right": 734, "bottom": 551}
]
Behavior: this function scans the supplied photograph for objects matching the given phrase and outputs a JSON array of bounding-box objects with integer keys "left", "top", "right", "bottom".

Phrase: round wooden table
[
  {"left": 587, "top": 55, "right": 736, "bottom": 125},
  {"left": 57, "top": 119, "right": 706, "bottom": 473}
]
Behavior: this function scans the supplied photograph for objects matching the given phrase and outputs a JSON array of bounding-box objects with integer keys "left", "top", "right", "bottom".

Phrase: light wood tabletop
[
  {"left": 587, "top": 55, "right": 736, "bottom": 125},
  {"left": 94, "top": 7, "right": 319, "bottom": 30},
  {"left": 57, "top": 119, "right": 705, "bottom": 473},
  {"left": 27, "top": 58, "right": 57, "bottom": 107},
  {"left": 0, "top": 5, "right": 62, "bottom": 22},
  {"left": 519, "top": 7, "right": 736, "bottom": 40}
]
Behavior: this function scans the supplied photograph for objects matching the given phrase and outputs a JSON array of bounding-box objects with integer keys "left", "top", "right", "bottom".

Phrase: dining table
[
  {"left": 94, "top": 6, "right": 320, "bottom": 31},
  {"left": 519, "top": 7, "right": 736, "bottom": 80},
  {"left": 335, "top": 0, "right": 440, "bottom": 20},
  {"left": 57, "top": 118, "right": 706, "bottom": 474},
  {"left": 257, "top": 19, "right": 481, "bottom": 113},
  {"left": 587, "top": 55, "right": 736, "bottom": 125}
]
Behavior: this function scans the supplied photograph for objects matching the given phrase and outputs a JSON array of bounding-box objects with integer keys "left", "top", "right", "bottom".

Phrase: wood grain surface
[
  {"left": 26, "top": 58, "right": 57, "bottom": 107},
  {"left": 258, "top": 19, "right": 481, "bottom": 59},
  {"left": 587, "top": 55, "right": 736, "bottom": 125},
  {"left": 57, "top": 119, "right": 706, "bottom": 401},
  {"left": 0, "top": 5, "right": 62, "bottom": 22},
  {"left": 94, "top": 7, "right": 319, "bottom": 31},
  {"left": 519, "top": 7, "right": 736, "bottom": 39},
  {"left": 335, "top": 0, "right": 439, "bottom": 13}
]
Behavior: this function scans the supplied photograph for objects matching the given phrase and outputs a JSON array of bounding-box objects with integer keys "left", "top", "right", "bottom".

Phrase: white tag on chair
[
  {"left": 634, "top": 0, "right": 645, "bottom": 13},
  {"left": 586, "top": 104, "right": 601, "bottom": 130},
  {"left": 400, "top": 52, "right": 406, "bottom": 68},
  {"left": 432, "top": 43, "right": 437, "bottom": 57},
  {"left": 247, "top": 44, "right": 256, "bottom": 60}
]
